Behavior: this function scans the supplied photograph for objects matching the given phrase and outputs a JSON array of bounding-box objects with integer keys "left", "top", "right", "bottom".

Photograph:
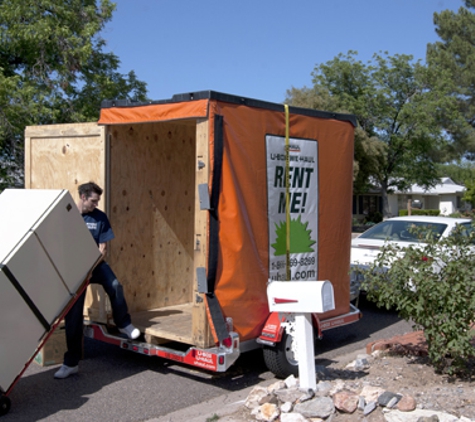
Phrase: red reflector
[
  {"left": 122, "top": 343, "right": 129, "bottom": 349},
  {"left": 219, "top": 356, "right": 224, "bottom": 365},
  {"left": 222, "top": 337, "right": 232, "bottom": 348},
  {"left": 132, "top": 346, "right": 139, "bottom": 352},
  {"left": 144, "top": 348, "right": 149, "bottom": 355},
  {"left": 274, "top": 298, "right": 298, "bottom": 304}
]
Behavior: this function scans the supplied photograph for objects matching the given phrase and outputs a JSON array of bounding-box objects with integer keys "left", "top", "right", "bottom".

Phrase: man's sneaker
[
  {"left": 54, "top": 364, "right": 78, "bottom": 379},
  {"left": 119, "top": 323, "right": 140, "bottom": 340}
]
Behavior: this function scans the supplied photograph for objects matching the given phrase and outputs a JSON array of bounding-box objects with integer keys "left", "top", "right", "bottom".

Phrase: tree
[
  {"left": 286, "top": 52, "right": 456, "bottom": 217},
  {"left": 0, "top": 0, "right": 148, "bottom": 189},
  {"left": 427, "top": 0, "right": 475, "bottom": 161}
]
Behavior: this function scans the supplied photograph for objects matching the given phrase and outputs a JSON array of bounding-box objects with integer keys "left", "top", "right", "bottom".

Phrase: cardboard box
[{"left": 34, "top": 325, "right": 67, "bottom": 367}]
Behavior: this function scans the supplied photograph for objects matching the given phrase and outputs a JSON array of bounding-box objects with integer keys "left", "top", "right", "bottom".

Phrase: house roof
[{"left": 395, "top": 177, "right": 465, "bottom": 196}]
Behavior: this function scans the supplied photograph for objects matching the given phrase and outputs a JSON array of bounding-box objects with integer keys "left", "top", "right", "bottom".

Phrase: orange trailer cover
[{"left": 99, "top": 92, "right": 355, "bottom": 343}]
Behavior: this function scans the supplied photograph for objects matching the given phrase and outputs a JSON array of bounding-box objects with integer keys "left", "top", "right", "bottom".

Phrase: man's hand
[{"left": 90, "top": 242, "right": 107, "bottom": 271}]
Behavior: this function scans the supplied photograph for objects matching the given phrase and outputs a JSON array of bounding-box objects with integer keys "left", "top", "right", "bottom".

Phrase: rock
[
  {"left": 285, "top": 375, "right": 299, "bottom": 388},
  {"left": 246, "top": 386, "right": 270, "bottom": 409},
  {"left": 384, "top": 409, "right": 459, "bottom": 422},
  {"left": 378, "top": 391, "right": 402, "bottom": 407},
  {"left": 386, "top": 397, "right": 399, "bottom": 409},
  {"left": 397, "top": 395, "right": 417, "bottom": 412},
  {"left": 281, "top": 401, "right": 293, "bottom": 413},
  {"left": 294, "top": 396, "right": 335, "bottom": 419},
  {"left": 417, "top": 416, "right": 439, "bottom": 422},
  {"left": 267, "top": 380, "right": 287, "bottom": 393},
  {"left": 329, "top": 380, "right": 346, "bottom": 396},
  {"left": 360, "top": 385, "right": 385, "bottom": 403},
  {"left": 358, "top": 396, "right": 366, "bottom": 411},
  {"left": 280, "top": 413, "right": 309, "bottom": 422},
  {"left": 346, "top": 357, "right": 370, "bottom": 371},
  {"left": 275, "top": 387, "right": 307, "bottom": 403},
  {"left": 298, "top": 389, "right": 315, "bottom": 403},
  {"left": 363, "top": 400, "right": 377, "bottom": 416},
  {"left": 255, "top": 403, "right": 280, "bottom": 422},
  {"left": 263, "top": 394, "right": 279, "bottom": 406},
  {"left": 333, "top": 390, "right": 359, "bottom": 413},
  {"left": 315, "top": 381, "right": 333, "bottom": 396}
]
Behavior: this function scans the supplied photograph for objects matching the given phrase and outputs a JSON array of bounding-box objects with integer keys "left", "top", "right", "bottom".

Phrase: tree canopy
[
  {"left": 0, "top": 0, "right": 148, "bottom": 188},
  {"left": 286, "top": 52, "right": 457, "bottom": 217},
  {"left": 427, "top": 0, "right": 475, "bottom": 160}
]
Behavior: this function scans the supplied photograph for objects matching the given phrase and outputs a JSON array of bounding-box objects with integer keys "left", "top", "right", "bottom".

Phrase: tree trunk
[{"left": 380, "top": 180, "right": 390, "bottom": 219}]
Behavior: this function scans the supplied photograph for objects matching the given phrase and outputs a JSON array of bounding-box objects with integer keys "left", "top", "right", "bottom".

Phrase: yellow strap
[{"left": 284, "top": 104, "right": 291, "bottom": 281}]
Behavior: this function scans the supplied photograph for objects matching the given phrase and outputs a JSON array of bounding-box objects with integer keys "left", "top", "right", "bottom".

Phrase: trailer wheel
[
  {"left": 0, "top": 395, "right": 11, "bottom": 416},
  {"left": 262, "top": 331, "right": 299, "bottom": 379}
]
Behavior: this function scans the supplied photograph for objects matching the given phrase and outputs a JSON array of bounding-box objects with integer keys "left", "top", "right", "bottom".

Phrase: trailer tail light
[
  {"left": 219, "top": 355, "right": 225, "bottom": 365},
  {"left": 222, "top": 336, "right": 232, "bottom": 348},
  {"left": 143, "top": 348, "right": 149, "bottom": 355},
  {"left": 132, "top": 345, "right": 139, "bottom": 352},
  {"left": 122, "top": 343, "right": 129, "bottom": 349}
]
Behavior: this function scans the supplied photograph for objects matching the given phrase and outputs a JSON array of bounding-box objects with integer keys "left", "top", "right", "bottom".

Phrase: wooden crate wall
[{"left": 108, "top": 121, "right": 196, "bottom": 312}]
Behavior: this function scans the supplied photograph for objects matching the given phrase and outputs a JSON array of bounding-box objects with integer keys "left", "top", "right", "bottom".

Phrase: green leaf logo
[{"left": 271, "top": 215, "right": 316, "bottom": 256}]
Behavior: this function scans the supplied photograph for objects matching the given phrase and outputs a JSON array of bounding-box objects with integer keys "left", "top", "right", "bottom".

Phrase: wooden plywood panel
[
  {"left": 25, "top": 123, "right": 106, "bottom": 198},
  {"left": 108, "top": 121, "right": 196, "bottom": 314},
  {"left": 131, "top": 303, "right": 193, "bottom": 344},
  {"left": 192, "top": 119, "right": 213, "bottom": 348},
  {"left": 25, "top": 122, "right": 109, "bottom": 322}
]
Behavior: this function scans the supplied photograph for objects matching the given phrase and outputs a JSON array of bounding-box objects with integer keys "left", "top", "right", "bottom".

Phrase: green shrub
[
  {"left": 361, "top": 225, "right": 475, "bottom": 375},
  {"left": 398, "top": 209, "right": 440, "bottom": 216}
]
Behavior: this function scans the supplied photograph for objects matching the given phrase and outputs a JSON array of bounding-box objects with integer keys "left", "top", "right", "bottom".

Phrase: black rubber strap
[
  {"left": 206, "top": 293, "right": 229, "bottom": 341},
  {"left": 207, "top": 114, "right": 223, "bottom": 290},
  {"left": 1, "top": 264, "right": 50, "bottom": 331},
  {"left": 205, "top": 115, "right": 228, "bottom": 342}
]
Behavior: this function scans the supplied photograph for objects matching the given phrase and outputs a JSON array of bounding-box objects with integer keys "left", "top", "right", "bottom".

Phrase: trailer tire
[
  {"left": 0, "top": 395, "right": 11, "bottom": 416},
  {"left": 262, "top": 331, "right": 299, "bottom": 379}
]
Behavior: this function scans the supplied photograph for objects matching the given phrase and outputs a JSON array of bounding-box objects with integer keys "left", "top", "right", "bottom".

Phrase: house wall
[
  {"left": 385, "top": 193, "right": 457, "bottom": 216},
  {"left": 439, "top": 195, "right": 457, "bottom": 215},
  {"left": 425, "top": 196, "right": 439, "bottom": 210},
  {"left": 388, "top": 195, "right": 398, "bottom": 217}
]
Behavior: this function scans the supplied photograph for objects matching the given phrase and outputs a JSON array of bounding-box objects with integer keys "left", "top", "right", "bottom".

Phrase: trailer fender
[{"left": 257, "top": 312, "right": 323, "bottom": 347}]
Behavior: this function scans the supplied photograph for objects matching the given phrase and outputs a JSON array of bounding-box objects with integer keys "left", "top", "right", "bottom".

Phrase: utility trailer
[
  {"left": 24, "top": 91, "right": 361, "bottom": 378},
  {"left": 0, "top": 189, "right": 101, "bottom": 416}
]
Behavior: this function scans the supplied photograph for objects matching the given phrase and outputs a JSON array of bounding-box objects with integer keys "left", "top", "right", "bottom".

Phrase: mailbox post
[{"left": 267, "top": 280, "right": 335, "bottom": 389}]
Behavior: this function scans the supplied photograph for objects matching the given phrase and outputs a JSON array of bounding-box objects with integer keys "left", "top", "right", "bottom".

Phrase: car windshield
[
  {"left": 449, "top": 222, "right": 475, "bottom": 244},
  {"left": 358, "top": 220, "right": 448, "bottom": 243}
]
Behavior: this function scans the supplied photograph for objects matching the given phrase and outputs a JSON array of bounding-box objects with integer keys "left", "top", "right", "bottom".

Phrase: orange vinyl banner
[{"left": 98, "top": 99, "right": 209, "bottom": 125}]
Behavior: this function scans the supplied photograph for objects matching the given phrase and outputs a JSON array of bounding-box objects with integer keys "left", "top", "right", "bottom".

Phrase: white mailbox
[{"left": 267, "top": 280, "right": 335, "bottom": 313}]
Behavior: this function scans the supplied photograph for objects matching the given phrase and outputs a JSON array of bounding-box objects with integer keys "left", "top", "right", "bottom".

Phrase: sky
[{"left": 102, "top": 0, "right": 463, "bottom": 104}]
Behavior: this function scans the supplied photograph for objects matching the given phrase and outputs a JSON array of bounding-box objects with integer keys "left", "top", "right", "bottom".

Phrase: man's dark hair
[{"left": 78, "top": 182, "right": 103, "bottom": 198}]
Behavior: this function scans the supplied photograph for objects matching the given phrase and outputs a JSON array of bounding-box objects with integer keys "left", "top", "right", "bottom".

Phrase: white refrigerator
[{"left": 0, "top": 189, "right": 101, "bottom": 394}]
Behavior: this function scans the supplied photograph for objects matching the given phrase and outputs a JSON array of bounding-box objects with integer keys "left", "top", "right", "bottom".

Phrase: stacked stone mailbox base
[{"left": 243, "top": 353, "right": 471, "bottom": 422}]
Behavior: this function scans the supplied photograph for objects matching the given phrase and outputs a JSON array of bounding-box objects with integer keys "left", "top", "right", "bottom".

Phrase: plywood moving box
[
  {"left": 25, "top": 91, "right": 361, "bottom": 377},
  {"left": 0, "top": 189, "right": 101, "bottom": 408}
]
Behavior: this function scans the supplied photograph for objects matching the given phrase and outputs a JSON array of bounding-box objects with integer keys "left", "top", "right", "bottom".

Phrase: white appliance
[{"left": 0, "top": 189, "right": 101, "bottom": 393}]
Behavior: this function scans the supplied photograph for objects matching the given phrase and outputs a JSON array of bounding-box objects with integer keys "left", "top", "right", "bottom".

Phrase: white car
[{"left": 349, "top": 216, "right": 473, "bottom": 298}]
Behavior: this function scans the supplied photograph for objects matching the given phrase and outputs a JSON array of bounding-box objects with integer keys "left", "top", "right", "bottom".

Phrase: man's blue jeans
[{"left": 63, "top": 261, "right": 132, "bottom": 367}]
